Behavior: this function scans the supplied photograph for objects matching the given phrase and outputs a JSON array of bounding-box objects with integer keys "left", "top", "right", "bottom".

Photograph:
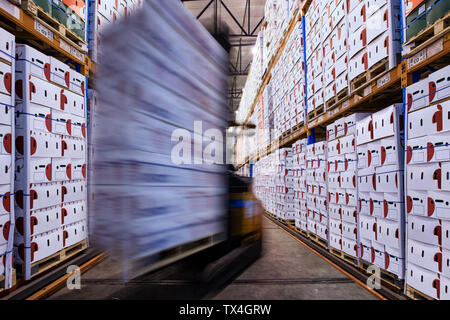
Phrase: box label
[
  {"left": 378, "top": 72, "right": 391, "bottom": 88},
  {"left": 408, "top": 48, "right": 426, "bottom": 69},
  {"left": 34, "top": 20, "right": 53, "bottom": 41}
]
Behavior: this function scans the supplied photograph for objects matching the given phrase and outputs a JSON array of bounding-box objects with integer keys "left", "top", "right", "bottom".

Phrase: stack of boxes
[
  {"left": 91, "top": 0, "right": 228, "bottom": 272},
  {"left": 356, "top": 104, "right": 405, "bottom": 279},
  {"left": 348, "top": 0, "right": 401, "bottom": 82},
  {"left": 324, "top": 0, "right": 349, "bottom": 103},
  {"left": 14, "top": 44, "right": 88, "bottom": 280},
  {"left": 292, "top": 138, "right": 308, "bottom": 232},
  {"left": 327, "top": 113, "right": 368, "bottom": 258},
  {"left": 272, "top": 21, "right": 304, "bottom": 139},
  {"left": 0, "top": 27, "right": 15, "bottom": 290},
  {"left": 305, "top": 141, "right": 328, "bottom": 241},
  {"left": 405, "top": 65, "right": 450, "bottom": 300},
  {"left": 254, "top": 154, "right": 277, "bottom": 215},
  {"left": 305, "top": 0, "right": 325, "bottom": 113},
  {"left": 264, "top": 0, "right": 291, "bottom": 65},
  {"left": 89, "top": 0, "right": 144, "bottom": 62},
  {"left": 274, "top": 148, "right": 295, "bottom": 220}
]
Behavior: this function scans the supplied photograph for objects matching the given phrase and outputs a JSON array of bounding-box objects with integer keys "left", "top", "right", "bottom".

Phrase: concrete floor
[{"left": 48, "top": 218, "right": 378, "bottom": 300}]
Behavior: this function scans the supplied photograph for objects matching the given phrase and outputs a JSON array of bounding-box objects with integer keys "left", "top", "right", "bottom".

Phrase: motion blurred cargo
[{"left": 91, "top": 0, "right": 262, "bottom": 280}]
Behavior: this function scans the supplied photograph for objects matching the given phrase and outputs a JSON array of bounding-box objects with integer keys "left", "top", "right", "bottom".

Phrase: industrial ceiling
[{"left": 182, "top": 0, "right": 266, "bottom": 113}]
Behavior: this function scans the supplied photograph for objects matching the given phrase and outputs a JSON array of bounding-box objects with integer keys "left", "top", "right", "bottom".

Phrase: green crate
[
  {"left": 51, "top": 0, "right": 69, "bottom": 26},
  {"left": 426, "top": 0, "right": 450, "bottom": 25},
  {"left": 33, "top": 0, "right": 52, "bottom": 15},
  {"left": 67, "top": 12, "right": 85, "bottom": 39},
  {"left": 406, "top": 3, "right": 428, "bottom": 42}
]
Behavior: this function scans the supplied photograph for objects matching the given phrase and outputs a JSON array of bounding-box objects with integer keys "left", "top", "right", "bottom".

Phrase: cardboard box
[
  {"left": 408, "top": 239, "right": 442, "bottom": 273},
  {"left": 407, "top": 262, "right": 440, "bottom": 300},
  {"left": 373, "top": 104, "right": 403, "bottom": 141},
  {"left": 348, "top": 26, "right": 367, "bottom": 58},
  {"left": 378, "top": 218, "right": 402, "bottom": 249},
  {"left": 408, "top": 101, "right": 450, "bottom": 139},
  {"left": 375, "top": 164, "right": 403, "bottom": 193},
  {"left": 408, "top": 215, "right": 442, "bottom": 246},
  {"left": 406, "top": 132, "right": 450, "bottom": 165},
  {"left": 406, "top": 189, "right": 428, "bottom": 216},
  {"left": 360, "top": 215, "right": 377, "bottom": 241},
  {"left": 406, "top": 162, "right": 442, "bottom": 191},
  {"left": 406, "top": 78, "right": 429, "bottom": 113},
  {"left": 348, "top": 1, "right": 367, "bottom": 33},
  {"left": 383, "top": 191, "right": 403, "bottom": 221}
]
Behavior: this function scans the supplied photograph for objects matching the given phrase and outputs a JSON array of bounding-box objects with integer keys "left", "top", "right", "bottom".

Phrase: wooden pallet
[
  {"left": 284, "top": 219, "right": 295, "bottom": 226},
  {"left": 131, "top": 233, "right": 224, "bottom": 278},
  {"left": 0, "top": 268, "right": 16, "bottom": 295},
  {"left": 291, "top": 122, "right": 304, "bottom": 133},
  {"left": 329, "top": 247, "right": 358, "bottom": 267},
  {"left": 326, "top": 88, "right": 349, "bottom": 111},
  {"left": 406, "top": 285, "right": 435, "bottom": 300},
  {"left": 294, "top": 226, "right": 308, "bottom": 237},
  {"left": 308, "top": 104, "right": 325, "bottom": 121},
  {"left": 359, "top": 260, "right": 404, "bottom": 293},
  {"left": 308, "top": 232, "right": 328, "bottom": 250},
  {"left": 282, "top": 129, "right": 292, "bottom": 138},
  {"left": 21, "top": 0, "right": 87, "bottom": 47},
  {"left": 350, "top": 58, "right": 390, "bottom": 94},
  {"left": 405, "top": 10, "right": 450, "bottom": 48},
  {"left": 19, "top": 239, "right": 88, "bottom": 279}
]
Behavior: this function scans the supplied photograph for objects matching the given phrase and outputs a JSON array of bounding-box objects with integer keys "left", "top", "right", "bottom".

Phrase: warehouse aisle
[
  {"left": 212, "top": 218, "right": 377, "bottom": 300},
  {"left": 47, "top": 218, "right": 377, "bottom": 300}
]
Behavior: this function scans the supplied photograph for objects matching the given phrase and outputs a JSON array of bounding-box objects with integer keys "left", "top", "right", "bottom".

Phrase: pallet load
[
  {"left": 273, "top": 148, "right": 295, "bottom": 221},
  {"left": 0, "top": 27, "right": 16, "bottom": 290},
  {"left": 404, "top": 65, "right": 450, "bottom": 300},
  {"left": 305, "top": 140, "right": 328, "bottom": 247},
  {"left": 292, "top": 138, "right": 308, "bottom": 235},
  {"left": 305, "top": 0, "right": 326, "bottom": 117},
  {"left": 264, "top": 0, "right": 291, "bottom": 65},
  {"left": 91, "top": 0, "right": 228, "bottom": 278},
  {"left": 14, "top": 44, "right": 88, "bottom": 280},
  {"left": 88, "top": 0, "right": 144, "bottom": 62},
  {"left": 403, "top": 0, "right": 450, "bottom": 43},
  {"left": 356, "top": 104, "right": 406, "bottom": 283},
  {"left": 327, "top": 113, "right": 369, "bottom": 264},
  {"left": 348, "top": 0, "right": 401, "bottom": 91},
  {"left": 272, "top": 21, "right": 305, "bottom": 139},
  {"left": 322, "top": 0, "right": 350, "bottom": 110},
  {"left": 254, "top": 154, "right": 277, "bottom": 215},
  {"left": 19, "top": 0, "right": 88, "bottom": 42}
]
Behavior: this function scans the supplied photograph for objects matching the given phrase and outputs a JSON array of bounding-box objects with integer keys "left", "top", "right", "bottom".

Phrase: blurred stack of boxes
[
  {"left": 357, "top": 104, "right": 405, "bottom": 279},
  {"left": 327, "top": 113, "right": 368, "bottom": 258},
  {"left": 88, "top": 0, "right": 144, "bottom": 62},
  {"left": 292, "top": 138, "right": 308, "bottom": 232},
  {"left": 405, "top": 65, "right": 450, "bottom": 299},
  {"left": 14, "top": 44, "right": 88, "bottom": 280},
  {"left": 403, "top": 0, "right": 450, "bottom": 43},
  {"left": 0, "top": 27, "right": 15, "bottom": 290},
  {"left": 305, "top": 141, "right": 328, "bottom": 241},
  {"left": 91, "top": 0, "right": 228, "bottom": 269}
]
